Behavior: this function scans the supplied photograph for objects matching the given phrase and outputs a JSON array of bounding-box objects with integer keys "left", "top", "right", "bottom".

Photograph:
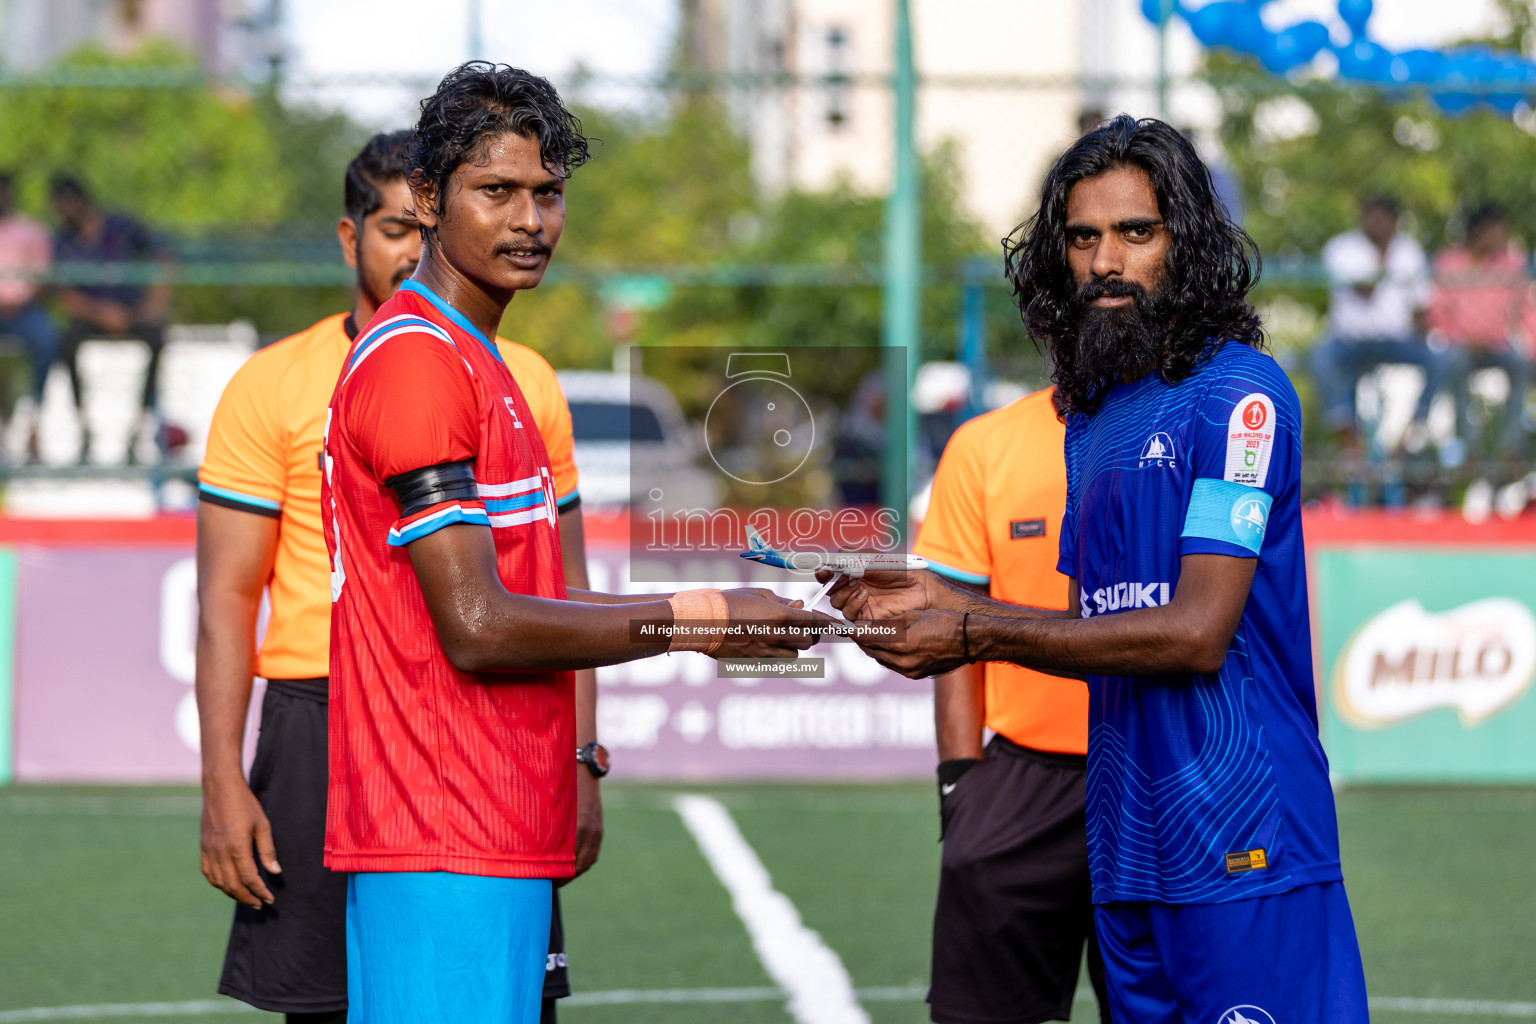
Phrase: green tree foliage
[
  {"left": 3, "top": 44, "right": 1002, "bottom": 363},
  {"left": 0, "top": 41, "right": 366, "bottom": 335},
  {"left": 0, "top": 42, "right": 287, "bottom": 229},
  {"left": 1211, "top": 51, "right": 1536, "bottom": 291},
  {"left": 503, "top": 94, "right": 760, "bottom": 368},
  {"left": 512, "top": 96, "right": 1000, "bottom": 383}
]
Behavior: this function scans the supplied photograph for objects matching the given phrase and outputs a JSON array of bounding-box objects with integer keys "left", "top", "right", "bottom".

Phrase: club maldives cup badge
[
  {"left": 1334, "top": 598, "right": 1536, "bottom": 728},
  {"left": 1224, "top": 393, "right": 1275, "bottom": 488}
]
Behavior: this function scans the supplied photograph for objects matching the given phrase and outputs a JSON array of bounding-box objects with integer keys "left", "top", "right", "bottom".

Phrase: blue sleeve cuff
[
  {"left": 1181, "top": 478, "right": 1271, "bottom": 556},
  {"left": 198, "top": 482, "right": 282, "bottom": 518},
  {"left": 387, "top": 503, "right": 491, "bottom": 547},
  {"left": 1180, "top": 537, "right": 1260, "bottom": 558},
  {"left": 556, "top": 488, "right": 581, "bottom": 509}
]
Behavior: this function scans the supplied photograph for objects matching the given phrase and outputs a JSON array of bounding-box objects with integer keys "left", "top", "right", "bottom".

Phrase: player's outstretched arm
[
  {"left": 406, "top": 522, "right": 832, "bottom": 673},
  {"left": 825, "top": 566, "right": 1075, "bottom": 623},
  {"left": 856, "top": 554, "right": 1255, "bottom": 679},
  {"left": 194, "top": 502, "right": 281, "bottom": 909}
]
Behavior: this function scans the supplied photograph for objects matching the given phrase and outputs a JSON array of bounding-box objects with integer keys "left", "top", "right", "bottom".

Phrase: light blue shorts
[{"left": 346, "top": 871, "right": 553, "bottom": 1024}]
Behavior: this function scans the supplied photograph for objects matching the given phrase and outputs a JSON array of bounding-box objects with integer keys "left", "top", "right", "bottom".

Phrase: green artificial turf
[{"left": 1, "top": 783, "right": 1532, "bottom": 1023}]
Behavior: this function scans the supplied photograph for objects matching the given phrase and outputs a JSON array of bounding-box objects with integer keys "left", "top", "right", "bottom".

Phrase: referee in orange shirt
[
  {"left": 914, "top": 387, "right": 1112, "bottom": 1024},
  {"left": 194, "top": 132, "right": 601, "bottom": 1023}
]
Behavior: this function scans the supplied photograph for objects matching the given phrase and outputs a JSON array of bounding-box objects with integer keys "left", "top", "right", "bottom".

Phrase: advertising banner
[
  {"left": 5, "top": 529, "right": 934, "bottom": 782},
  {"left": 1316, "top": 549, "right": 1536, "bottom": 782},
  {"left": 13, "top": 511, "right": 1536, "bottom": 784},
  {"left": 586, "top": 550, "right": 935, "bottom": 780},
  {"left": 10, "top": 546, "right": 257, "bottom": 781}
]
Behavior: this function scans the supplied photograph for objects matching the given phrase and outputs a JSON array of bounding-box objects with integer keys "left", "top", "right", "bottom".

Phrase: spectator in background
[
  {"left": 1428, "top": 203, "right": 1536, "bottom": 459},
  {"left": 50, "top": 174, "right": 172, "bottom": 463},
  {"left": 1310, "top": 196, "right": 1447, "bottom": 454},
  {"left": 0, "top": 173, "right": 57, "bottom": 461}
]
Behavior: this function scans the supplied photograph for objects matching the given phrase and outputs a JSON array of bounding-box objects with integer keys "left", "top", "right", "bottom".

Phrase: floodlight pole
[
  {"left": 1156, "top": 0, "right": 1172, "bottom": 118},
  {"left": 468, "top": 0, "right": 484, "bottom": 61},
  {"left": 881, "top": 0, "right": 920, "bottom": 542}
]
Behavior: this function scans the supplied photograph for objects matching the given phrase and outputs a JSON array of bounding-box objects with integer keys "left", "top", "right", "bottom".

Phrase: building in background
[
  {"left": 0, "top": 0, "right": 280, "bottom": 77},
  {"left": 679, "top": 0, "right": 1514, "bottom": 239},
  {"left": 680, "top": 0, "right": 1087, "bottom": 238}
]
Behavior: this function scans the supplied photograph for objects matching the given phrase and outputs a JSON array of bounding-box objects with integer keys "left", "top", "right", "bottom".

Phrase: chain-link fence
[{"left": 4, "top": 49, "right": 1536, "bottom": 511}]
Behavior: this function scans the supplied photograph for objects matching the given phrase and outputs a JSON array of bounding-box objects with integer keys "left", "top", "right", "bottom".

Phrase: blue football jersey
[{"left": 1058, "top": 341, "right": 1342, "bottom": 905}]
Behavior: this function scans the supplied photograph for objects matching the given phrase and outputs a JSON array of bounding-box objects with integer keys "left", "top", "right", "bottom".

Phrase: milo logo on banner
[{"left": 1334, "top": 597, "right": 1536, "bottom": 728}]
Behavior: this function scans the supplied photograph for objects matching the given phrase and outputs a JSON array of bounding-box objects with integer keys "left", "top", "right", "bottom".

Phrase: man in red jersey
[
  {"left": 323, "top": 62, "right": 824, "bottom": 1023},
  {"left": 197, "top": 131, "right": 597, "bottom": 1024}
]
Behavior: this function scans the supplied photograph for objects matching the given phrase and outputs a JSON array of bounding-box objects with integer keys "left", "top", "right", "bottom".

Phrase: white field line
[
  {"left": 0, "top": 991, "right": 1531, "bottom": 1020},
  {"left": 0, "top": 1002, "right": 253, "bottom": 1021},
  {"left": 565, "top": 984, "right": 930, "bottom": 1006},
  {"left": 673, "top": 793, "right": 870, "bottom": 1024},
  {"left": 1371, "top": 997, "right": 1536, "bottom": 1017}
]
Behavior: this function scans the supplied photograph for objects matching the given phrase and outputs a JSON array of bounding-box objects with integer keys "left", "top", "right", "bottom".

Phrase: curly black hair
[
  {"left": 1003, "top": 116, "right": 1263, "bottom": 417},
  {"left": 410, "top": 61, "right": 590, "bottom": 226}
]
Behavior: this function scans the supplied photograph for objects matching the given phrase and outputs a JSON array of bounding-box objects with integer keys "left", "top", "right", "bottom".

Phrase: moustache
[
  {"left": 1074, "top": 276, "right": 1150, "bottom": 307},
  {"left": 494, "top": 240, "right": 552, "bottom": 257}
]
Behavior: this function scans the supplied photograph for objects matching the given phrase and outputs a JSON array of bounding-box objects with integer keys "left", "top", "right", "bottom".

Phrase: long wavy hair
[{"left": 1003, "top": 116, "right": 1263, "bottom": 416}]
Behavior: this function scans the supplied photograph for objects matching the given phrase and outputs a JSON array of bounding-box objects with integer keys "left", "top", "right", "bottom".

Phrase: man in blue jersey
[{"left": 833, "top": 116, "right": 1368, "bottom": 1023}]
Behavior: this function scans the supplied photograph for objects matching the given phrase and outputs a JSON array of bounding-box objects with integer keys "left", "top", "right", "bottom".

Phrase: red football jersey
[{"left": 322, "top": 280, "right": 574, "bottom": 879}]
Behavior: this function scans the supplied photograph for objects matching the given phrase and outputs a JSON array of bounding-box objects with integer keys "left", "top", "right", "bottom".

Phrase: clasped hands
[
  {"left": 709, "top": 572, "right": 974, "bottom": 675},
  {"left": 815, "top": 568, "right": 975, "bottom": 679}
]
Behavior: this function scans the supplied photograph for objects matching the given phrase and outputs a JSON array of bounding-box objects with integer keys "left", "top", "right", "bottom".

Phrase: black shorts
[
  {"left": 217, "top": 678, "right": 570, "bottom": 1015},
  {"left": 929, "top": 736, "right": 1111, "bottom": 1024}
]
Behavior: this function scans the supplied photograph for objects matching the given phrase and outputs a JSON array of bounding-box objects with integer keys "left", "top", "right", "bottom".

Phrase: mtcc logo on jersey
[
  {"left": 1140, "top": 432, "right": 1177, "bottom": 467},
  {"left": 1231, "top": 495, "right": 1267, "bottom": 540},
  {"left": 1242, "top": 399, "right": 1268, "bottom": 431},
  {"left": 1217, "top": 1006, "right": 1275, "bottom": 1024}
]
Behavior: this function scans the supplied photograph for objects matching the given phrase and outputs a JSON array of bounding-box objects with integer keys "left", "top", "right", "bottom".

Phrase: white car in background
[{"left": 557, "top": 370, "right": 721, "bottom": 510}]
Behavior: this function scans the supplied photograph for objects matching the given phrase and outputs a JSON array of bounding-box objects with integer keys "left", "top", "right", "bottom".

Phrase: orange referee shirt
[
  {"left": 198, "top": 312, "right": 580, "bottom": 681},
  {"left": 914, "top": 387, "right": 1084, "bottom": 755}
]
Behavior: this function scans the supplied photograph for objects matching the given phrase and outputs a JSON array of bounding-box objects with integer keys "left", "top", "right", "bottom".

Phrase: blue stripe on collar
[{"left": 399, "top": 279, "right": 503, "bottom": 362}]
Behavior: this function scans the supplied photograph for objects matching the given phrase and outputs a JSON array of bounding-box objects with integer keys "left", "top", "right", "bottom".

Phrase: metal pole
[
  {"left": 881, "top": 0, "right": 920, "bottom": 542},
  {"left": 1156, "top": 0, "right": 1172, "bottom": 118},
  {"left": 267, "top": 0, "right": 285, "bottom": 87},
  {"left": 468, "top": 0, "right": 483, "bottom": 61},
  {"left": 958, "top": 258, "right": 988, "bottom": 422}
]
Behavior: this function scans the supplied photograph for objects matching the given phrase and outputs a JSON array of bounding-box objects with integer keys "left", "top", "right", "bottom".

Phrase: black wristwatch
[{"left": 576, "top": 741, "right": 611, "bottom": 779}]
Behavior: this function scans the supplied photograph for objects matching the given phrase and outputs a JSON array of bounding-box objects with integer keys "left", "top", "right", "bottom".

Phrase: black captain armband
[{"left": 386, "top": 461, "right": 479, "bottom": 517}]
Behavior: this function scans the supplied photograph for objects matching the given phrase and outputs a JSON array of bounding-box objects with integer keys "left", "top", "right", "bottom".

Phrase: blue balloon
[
  {"left": 1161, "top": 0, "right": 1536, "bottom": 108},
  {"left": 1434, "top": 91, "right": 1476, "bottom": 114},
  {"left": 1194, "top": 1, "right": 1266, "bottom": 52},
  {"left": 1391, "top": 48, "right": 1447, "bottom": 84},
  {"left": 1337, "top": 0, "right": 1372, "bottom": 36},
  {"left": 1433, "top": 50, "right": 1523, "bottom": 113},
  {"left": 1260, "top": 21, "right": 1331, "bottom": 72},
  {"left": 1335, "top": 39, "right": 1394, "bottom": 81},
  {"left": 1186, "top": 1, "right": 1241, "bottom": 47}
]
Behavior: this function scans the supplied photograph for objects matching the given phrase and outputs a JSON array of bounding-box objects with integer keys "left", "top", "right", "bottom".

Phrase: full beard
[{"left": 1068, "top": 277, "right": 1169, "bottom": 387}]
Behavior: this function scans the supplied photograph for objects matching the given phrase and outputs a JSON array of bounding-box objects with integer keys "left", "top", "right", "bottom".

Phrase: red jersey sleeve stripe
[{"left": 387, "top": 500, "right": 491, "bottom": 547}]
